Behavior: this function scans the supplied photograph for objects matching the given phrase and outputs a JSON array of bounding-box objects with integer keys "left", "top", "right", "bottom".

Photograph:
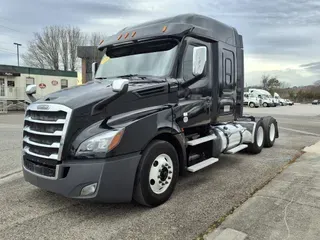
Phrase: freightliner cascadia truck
[{"left": 22, "top": 14, "right": 279, "bottom": 207}]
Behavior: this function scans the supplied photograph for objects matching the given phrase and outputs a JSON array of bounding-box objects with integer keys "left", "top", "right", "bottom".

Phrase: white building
[{"left": 0, "top": 64, "right": 78, "bottom": 110}]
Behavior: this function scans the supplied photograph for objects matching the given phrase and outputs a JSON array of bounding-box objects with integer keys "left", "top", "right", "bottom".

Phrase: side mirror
[
  {"left": 192, "top": 46, "right": 207, "bottom": 76},
  {"left": 112, "top": 79, "right": 129, "bottom": 93},
  {"left": 26, "top": 84, "right": 36, "bottom": 95},
  {"left": 92, "top": 62, "right": 98, "bottom": 80}
]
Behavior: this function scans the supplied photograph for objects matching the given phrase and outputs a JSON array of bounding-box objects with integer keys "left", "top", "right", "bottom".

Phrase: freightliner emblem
[{"left": 37, "top": 105, "right": 50, "bottom": 110}]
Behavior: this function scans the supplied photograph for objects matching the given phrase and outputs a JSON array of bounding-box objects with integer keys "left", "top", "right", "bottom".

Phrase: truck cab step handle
[
  {"left": 187, "top": 157, "right": 219, "bottom": 172},
  {"left": 187, "top": 135, "right": 217, "bottom": 146},
  {"left": 225, "top": 144, "right": 248, "bottom": 154}
]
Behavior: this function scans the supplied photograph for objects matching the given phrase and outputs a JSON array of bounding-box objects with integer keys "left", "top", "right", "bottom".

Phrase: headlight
[{"left": 76, "top": 129, "right": 124, "bottom": 156}]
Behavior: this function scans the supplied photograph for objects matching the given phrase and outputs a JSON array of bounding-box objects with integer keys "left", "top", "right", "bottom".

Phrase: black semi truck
[{"left": 22, "top": 14, "right": 279, "bottom": 207}]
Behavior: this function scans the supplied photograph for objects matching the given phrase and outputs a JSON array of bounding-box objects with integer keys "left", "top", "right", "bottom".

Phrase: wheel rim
[
  {"left": 149, "top": 153, "right": 173, "bottom": 194},
  {"left": 256, "top": 126, "right": 264, "bottom": 147},
  {"left": 269, "top": 123, "right": 275, "bottom": 142},
  {"left": 263, "top": 103, "right": 267, "bottom": 107},
  {"left": 250, "top": 103, "right": 254, "bottom": 108}
]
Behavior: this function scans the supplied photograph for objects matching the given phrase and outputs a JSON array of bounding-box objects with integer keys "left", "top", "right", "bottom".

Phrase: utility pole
[{"left": 13, "top": 42, "right": 22, "bottom": 66}]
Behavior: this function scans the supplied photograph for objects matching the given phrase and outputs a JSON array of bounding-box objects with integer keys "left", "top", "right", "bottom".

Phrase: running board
[
  {"left": 187, "top": 158, "right": 219, "bottom": 172},
  {"left": 187, "top": 135, "right": 216, "bottom": 146},
  {"left": 225, "top": 144, "right": 248, "bottom": 154}
]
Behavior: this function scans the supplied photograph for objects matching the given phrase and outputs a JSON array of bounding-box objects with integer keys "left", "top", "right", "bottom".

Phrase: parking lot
[{"left": 0, "top": 104, "right": 319, "bottom": 240}]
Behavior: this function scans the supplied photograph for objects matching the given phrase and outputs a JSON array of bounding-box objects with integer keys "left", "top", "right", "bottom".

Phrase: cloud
[{"left": 0, "top": 0, "right": 320, "bottom": 86}]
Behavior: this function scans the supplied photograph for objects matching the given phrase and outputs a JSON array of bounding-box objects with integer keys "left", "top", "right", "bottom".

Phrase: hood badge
[{"left": 37, "top": 105, "right": 50, "bottom": 110}]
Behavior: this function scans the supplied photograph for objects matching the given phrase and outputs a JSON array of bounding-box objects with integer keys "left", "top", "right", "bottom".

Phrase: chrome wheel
[
  {"left": 269, "top": 123, "right": 275, "bottom": 142},
  {"left": 149, "top": 154, "right": 173, "bottom": 194},
  {"left": 256, "top": 126, "right": 264, "bottom": 147}
]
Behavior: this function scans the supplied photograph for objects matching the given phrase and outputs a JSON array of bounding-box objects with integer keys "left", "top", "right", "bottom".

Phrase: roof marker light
[
  {"left": 118, "top": 34, "right": 122, "bottom": 40},
  {"left": 132, "top": 31, "right": 136, "bottom": 37},
  {"left": 162, "top": 26, "right": 167, "bottom": 32},
  {"left": 124, "top": 33, "right": 129, "bottom": 39},
  {"left": 99, "top": 39, "right": 104, "bottom": 45}
]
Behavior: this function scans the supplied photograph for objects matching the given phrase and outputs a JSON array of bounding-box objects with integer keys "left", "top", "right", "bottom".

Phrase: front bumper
[{"left": 23, "top": 153, "right": 141, "bottom": 203}]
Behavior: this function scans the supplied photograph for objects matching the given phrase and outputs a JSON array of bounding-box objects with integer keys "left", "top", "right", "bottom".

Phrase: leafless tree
[
  {"left": 60, "top": 28, "right": 69, "bottom": 71},
  {"left": 23, "top": 26, "right": 86, "bottom": 71},
  {"left": 67, "top": 26, "right": 86, "bottom": 71}
]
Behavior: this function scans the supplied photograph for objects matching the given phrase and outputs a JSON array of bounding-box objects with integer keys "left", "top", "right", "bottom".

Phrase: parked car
[
  {"left": 312, "top": 100, "right": 319, "bottom": 105},
  {"left": 285, "top": 99, "right": 293, "bottom": 106}
]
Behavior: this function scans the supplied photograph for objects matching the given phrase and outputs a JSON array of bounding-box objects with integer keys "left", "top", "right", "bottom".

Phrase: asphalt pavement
[{"left": 0, "top": 104, "right": 319, "bottom": 240}]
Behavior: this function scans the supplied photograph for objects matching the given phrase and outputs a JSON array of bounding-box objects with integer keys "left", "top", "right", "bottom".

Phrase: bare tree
[
  {"left": 60, "top": 28, "right": 69, "bottom": 71},
  {"left": 67, "top": 26, "right": 86, "bottom": 71},
  {"left": 261, "top": 75, "right": 269, "bottom": 90}
]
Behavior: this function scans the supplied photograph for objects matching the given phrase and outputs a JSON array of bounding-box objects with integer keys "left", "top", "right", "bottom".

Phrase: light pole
[{"left": 13, "top": 42, "right": 22, "bottom": 66}]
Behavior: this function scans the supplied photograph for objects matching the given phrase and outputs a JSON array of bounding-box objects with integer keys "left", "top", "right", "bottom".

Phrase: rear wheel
[
  {"left": 133, "top": 140, "right": 179, "bottom": 207},
  {"left": 247, "top": 120, "right": 265, "bottom": 154},
  {"left": 263, "top": 102, "right": 268, "bottom": 107},
  {"left": 262, "top": 117, "right": 277, "bottom": 148}
]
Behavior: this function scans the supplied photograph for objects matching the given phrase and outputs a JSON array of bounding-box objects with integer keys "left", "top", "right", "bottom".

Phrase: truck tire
[
  {"left": 246, "top": 119, "right": 265, "bottom": 154},
  {"left": 133, "top": 140, "right": 179, "bottom": 207},
  {"left": 262, "top": 117, "right": 277, "bottom": 148},
  {"left": 263, "top": 102, "right": 268, "bottom": 107},
  {"left": 249, "top": 102, "right": 255, "bottom": 108}
]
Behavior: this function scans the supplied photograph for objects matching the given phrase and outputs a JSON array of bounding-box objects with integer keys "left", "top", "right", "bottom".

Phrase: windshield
[{"left": 95, "top": 40, "right": 178, "bottom": 79}]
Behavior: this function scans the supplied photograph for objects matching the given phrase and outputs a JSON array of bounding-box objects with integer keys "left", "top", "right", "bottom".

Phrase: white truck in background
[
  {"left": 274, "top": 92, "right": 287, "bottom": 106},
  {"left": 248, "top": 89, "right": 276, "bottom": 107},
  {"left": 244, "top": 92, "right": 260, "bottom": 108}
]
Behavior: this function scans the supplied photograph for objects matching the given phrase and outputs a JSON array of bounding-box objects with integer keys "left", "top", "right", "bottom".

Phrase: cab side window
[{"left": 182, "top": 45, "right": 195, "bottom": 81}]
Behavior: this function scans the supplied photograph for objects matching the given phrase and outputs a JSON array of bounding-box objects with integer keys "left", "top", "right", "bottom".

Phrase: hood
[
  {"left": 34, "top": 78, "right": 168, "bottom": 110},
  {"left": 35, "top": 80, "right": 115, "bottom": 109}
]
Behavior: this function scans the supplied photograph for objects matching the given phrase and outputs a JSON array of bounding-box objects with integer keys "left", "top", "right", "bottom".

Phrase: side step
[
  {"left": 225, "top": 144, "right": 248, "bottom": 154},
  {"left": 187, "top": 157, "right": 219, "bottom": 172},
  {"left": 187, "top": 135, "right": 216, "bottom": 146}
]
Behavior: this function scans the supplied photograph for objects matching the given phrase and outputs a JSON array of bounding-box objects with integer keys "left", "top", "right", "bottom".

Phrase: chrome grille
[{"left": 23, "top": 103, "right": 72, "bottom": 161}]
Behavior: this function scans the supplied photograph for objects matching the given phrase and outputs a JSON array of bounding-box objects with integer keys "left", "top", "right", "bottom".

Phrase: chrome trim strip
[
  {"left": 23, "top": 126, "right": 63, "bottom": 136},
  {"left": 24, "top": 146, "right": 58, "bottom": 160},
  {"left": 24, "top": 116, "right": 66, "bottom": 124},
  {"left": 23, "top": 136, "right": 60, "bottom": 148},
  {"left": 24, "top": 103, "right": 73, "bottom": 161},
  {"left": 23, "top": 164, "right": 60, "bottom": 180}
]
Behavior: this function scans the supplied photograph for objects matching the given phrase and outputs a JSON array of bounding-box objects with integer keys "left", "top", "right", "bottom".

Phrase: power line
[
  {"left": 0, "top": 49, "right": 16, "bottom": 55},
  {"left": 0, "top": 24, "right": 20, "bottom": 33}
]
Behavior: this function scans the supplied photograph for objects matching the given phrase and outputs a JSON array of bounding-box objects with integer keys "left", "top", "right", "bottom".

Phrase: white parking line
[{"left": 279, "top": 127, "right": 320, "bottom": 137}]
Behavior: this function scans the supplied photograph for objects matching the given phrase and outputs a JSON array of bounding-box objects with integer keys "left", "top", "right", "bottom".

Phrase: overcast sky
[{"left": 0, "top": 0, "right": 319, "bottom": 86}]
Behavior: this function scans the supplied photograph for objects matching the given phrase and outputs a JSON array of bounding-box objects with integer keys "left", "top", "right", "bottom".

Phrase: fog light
[{"left": 80, "top": 183, "right": 97, "bottom": 196}]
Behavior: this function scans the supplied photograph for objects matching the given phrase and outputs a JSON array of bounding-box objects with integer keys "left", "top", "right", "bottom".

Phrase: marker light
[
  {"left": 99, "top": 39, "right": 104, "bottom": 45},
  {"left": 132, "top": 31, "right": 136, "bottom": 37},
  {"left": 118, "top": 34, "right": 122, "bottom": 40},
  {"left": 124, "top": 32, "right": 129, "bottom": 39},
  {"left": 162, "top": 26, "right": 167, "bottom": 32}
]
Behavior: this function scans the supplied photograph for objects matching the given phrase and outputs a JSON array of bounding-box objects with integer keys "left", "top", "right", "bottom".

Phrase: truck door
[
  {"left": 175, "top": 37, "right": 213, "bottom": 129},
  {"left": 217, "top": 47, "right": 236, "bottom": 122}
]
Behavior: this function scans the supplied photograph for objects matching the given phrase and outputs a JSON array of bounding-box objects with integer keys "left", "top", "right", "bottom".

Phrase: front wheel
[
  {"left": 249, "top": 102, "right": 255, "bottom": 108},
  {"left": 133, "top": 140, "right": 179, "bottom": 207},
  {"left": 263, "top": 102, "right": 268, "bottom": 107}
]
